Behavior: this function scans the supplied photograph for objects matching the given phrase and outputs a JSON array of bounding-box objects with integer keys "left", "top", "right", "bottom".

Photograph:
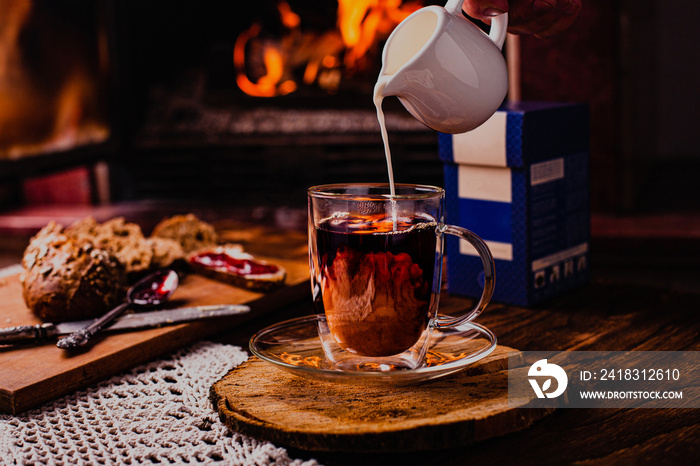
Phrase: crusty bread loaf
[
  {"left": 19, "top": 213, "right": 287, "bottom": 321},
  {"left": 187, "top": 244, "right": 286, "bottom": 292},
  {"left": 20, "top": 222, "right": 127, "bottom": 322},
  {"left": 151, "top": 214, "right": 218, "bottom": 254},
  {"left": 66, "top": 217, "right": 153, "bottom": 276},
  {"left": 65, "top": 217, "right": 187, "bottom": 276},
  {"left": 21, "top": 216, "right": 187, "bottom": 322},
  {"left": 146, "top": 237, "right": 185, "bottom": 270}
]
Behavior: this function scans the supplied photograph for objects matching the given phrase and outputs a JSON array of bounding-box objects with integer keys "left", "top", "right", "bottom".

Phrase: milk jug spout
[{"left": 376, "top": 0, "right": 508, "bottom": 134}]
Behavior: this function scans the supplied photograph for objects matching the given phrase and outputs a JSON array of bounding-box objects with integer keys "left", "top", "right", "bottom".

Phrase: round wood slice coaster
[{"left": 210, "top": 345, "right": 555, "bottom": 452}]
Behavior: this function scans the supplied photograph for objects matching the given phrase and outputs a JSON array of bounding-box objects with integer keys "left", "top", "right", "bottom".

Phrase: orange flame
[
  {"left": 337, "top": 0, "right": 419, "bottom": 70},
  {"left": 234, "top": 0, "right": 422, "bottom": 97},
  {"left": 0, "top": 0, "right": 109, "bottom": 159},
  {"left": 277, "top": 1, "right": 301, "bottom": 28},
  {"left": 234, "top": 23, "right": 297, "bottom": 98}
]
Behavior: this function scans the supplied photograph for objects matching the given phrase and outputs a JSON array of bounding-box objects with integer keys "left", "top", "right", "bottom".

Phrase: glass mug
[{"left": 308, "top": 183, "right": 495, "bottom": 371}]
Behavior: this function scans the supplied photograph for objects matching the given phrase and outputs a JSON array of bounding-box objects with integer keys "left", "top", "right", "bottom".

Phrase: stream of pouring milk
[
  {"left": 373, "top": 10, "right": 437, "bottom": 231},
  {"left": 373, "top": 77, "right": 395, "bottom": 197},
  {"left": 373, "top": 76, "right": 399, "bottom": 230}
]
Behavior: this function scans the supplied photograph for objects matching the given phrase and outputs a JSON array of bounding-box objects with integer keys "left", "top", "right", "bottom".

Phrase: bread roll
[
  {"left": 151, "top": 214, "right": 218, "bottom": 253},
  {"left": 65, "top": 217, "right": 154, "bottom": 276},
  {"left": 146, "top": 237, "right": 185, "bottom": 269},
  {"left": 20, "top": 223, "right": 127, "bottom": 322}
]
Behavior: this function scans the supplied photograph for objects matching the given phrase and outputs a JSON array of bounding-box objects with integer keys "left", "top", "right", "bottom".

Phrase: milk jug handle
[
  {"left": 444, "top": 0, "right": 465, "bottom": 15},
  {"left": 444, "top": 0, "right": 508, "bottom": 51},
  {"left": 489, "top": 13, "right": 508, "bottom": 50}
]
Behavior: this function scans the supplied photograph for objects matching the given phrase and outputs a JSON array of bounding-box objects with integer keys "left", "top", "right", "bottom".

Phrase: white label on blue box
[
  {"left": 460, "top": 238, "right": 514, "bottom": 262},
  {"left": 531, "top": 242, "right": 589, "bottom": 272},
  {"left": 452, "top": 112, "right": 508, "bottom": 167},
  {"left": 457, "top": 164, "right": 514, "bottom": 261},
  {"left": 457, "top": 164, "right": 511, "bottom": 202},
  {"left": 531, "top": 158, "right": 565, "bottom": 186}
]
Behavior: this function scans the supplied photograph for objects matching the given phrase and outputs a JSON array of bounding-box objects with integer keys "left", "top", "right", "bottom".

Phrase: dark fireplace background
[
  {"left": 1, "top": 1, "right": 698, "bottom": 217},
  {"left": 1, "top": 1, "right": 699, "bottom": 301},
  {"left": 106, "top": 0, "right": 442, "bottom": 208}
]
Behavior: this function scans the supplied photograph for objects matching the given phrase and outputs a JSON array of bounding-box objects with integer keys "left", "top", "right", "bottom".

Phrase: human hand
[{"left": 461, "top": 0, "right": 581, "bottom": 38}]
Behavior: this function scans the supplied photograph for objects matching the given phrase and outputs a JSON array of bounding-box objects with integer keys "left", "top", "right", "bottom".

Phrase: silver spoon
[{"left": 56, "top": 268, "right": 179, "bottom": 349}]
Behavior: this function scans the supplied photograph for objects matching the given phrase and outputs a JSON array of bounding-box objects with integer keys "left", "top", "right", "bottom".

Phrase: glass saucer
[{"left": 249, "top": 314, "right": 497, "bottom": 385}]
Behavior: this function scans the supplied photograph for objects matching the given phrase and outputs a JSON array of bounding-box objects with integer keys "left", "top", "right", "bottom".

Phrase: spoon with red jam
[{"left": 56, "top": 268, "right": 179, "bottom": 349}]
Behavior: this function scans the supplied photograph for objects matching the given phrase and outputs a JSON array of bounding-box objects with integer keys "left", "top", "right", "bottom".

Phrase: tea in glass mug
[{"left": 308, "top": 183, "right": 495, "bottom": 370}]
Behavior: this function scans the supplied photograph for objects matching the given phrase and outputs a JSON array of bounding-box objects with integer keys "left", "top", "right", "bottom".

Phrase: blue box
[{"left": 439, "top": 102, "right": 590, "bottom": 307}]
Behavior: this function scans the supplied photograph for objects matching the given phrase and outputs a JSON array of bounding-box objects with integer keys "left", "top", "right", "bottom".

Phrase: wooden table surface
[
  {"left": 2, "top": 210, "right": 698, "bottom": 464},
  {"left": 216, "top": 278, "right": 700, "bottom": 465}
]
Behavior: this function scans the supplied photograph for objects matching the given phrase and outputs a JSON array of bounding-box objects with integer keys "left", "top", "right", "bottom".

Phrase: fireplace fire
[
  {"left": 0, "top": 0, "right": 111, "bottom": 160},
  {"left": 1, "top": 0, "right": 444, "bottom": 209},
  {"left": 234, "top": 0, "right": 422, "bottom": 97}
]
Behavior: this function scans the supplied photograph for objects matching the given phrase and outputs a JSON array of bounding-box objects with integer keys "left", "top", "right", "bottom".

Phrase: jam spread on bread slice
[
  {"left": 187, "top": 246, "right": 286, "bottom": 292},
  {"left": 189, "top": 252, "right": 280, "bottom": 276}
]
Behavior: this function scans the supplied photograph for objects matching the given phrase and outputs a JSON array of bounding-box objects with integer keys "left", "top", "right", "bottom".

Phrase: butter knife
[{"left": 0, "top": 304, "right": 251, "bottom": 345}]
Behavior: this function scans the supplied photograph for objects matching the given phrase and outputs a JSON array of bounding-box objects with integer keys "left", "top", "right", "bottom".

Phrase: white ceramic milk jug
[{"left": 375, "top": 0, "right": 508, "bottom": 134}]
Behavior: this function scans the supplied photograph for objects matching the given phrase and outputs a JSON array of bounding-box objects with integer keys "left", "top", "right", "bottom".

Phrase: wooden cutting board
[
  {"left": 210, "top": 347, "right": 555, "bottom": 452},
  {"left": 0, "top": 228, "right": 310, "bottom": 415}
]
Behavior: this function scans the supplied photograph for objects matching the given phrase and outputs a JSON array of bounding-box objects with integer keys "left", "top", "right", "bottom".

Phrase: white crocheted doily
[{"left": 0, "top": 342, "right": 320, "bottom": 465}]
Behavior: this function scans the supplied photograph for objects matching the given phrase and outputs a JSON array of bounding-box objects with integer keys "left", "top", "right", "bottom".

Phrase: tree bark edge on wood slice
[{"left": 210, "top": 346, "right": 555, "bottom": 452}]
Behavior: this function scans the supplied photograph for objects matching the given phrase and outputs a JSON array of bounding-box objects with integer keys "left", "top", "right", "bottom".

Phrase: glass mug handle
[{"left": 432, "top": 224, "right": 495, "bottom": 329}]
